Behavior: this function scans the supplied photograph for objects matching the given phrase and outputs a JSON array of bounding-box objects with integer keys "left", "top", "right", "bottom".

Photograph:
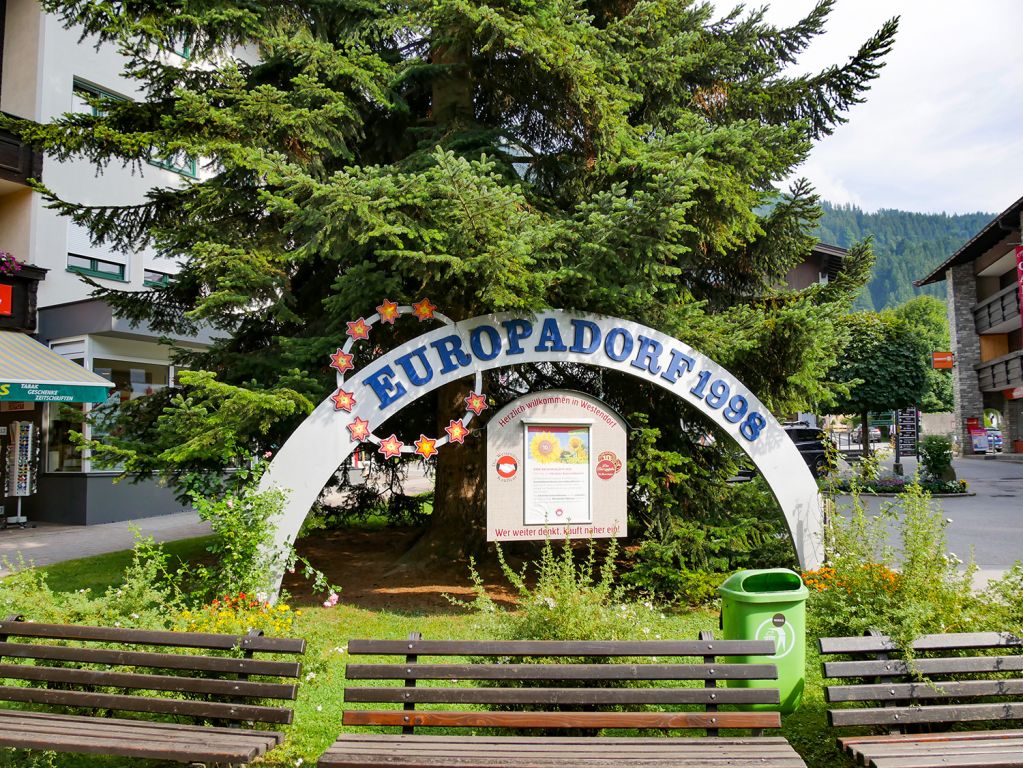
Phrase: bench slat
[
  {"left": 0, "top": 640, "right": 302, "bottom": 677},
  {"left": 344, "top": 709, "right": 782, "bottom": 730},
  {"left": 0, "top": 711, "right": 283, "bottom": 763},
  {"left": 820, "top": 632, "right": 1023, "bottom": 656},
  {"left": 318, "top": 734, "right": 805, "bottom": 767},
  {"left": 347, "top": 639, "right": 776, "bottom": 657},
  {"left": 0, "top": 684, "right": 294, "bottom": 724},
  {"left": 839, "top": 731, "right": 1023, "bottom": 768},
  {"left": 826, "top": 678, "right": 1023, "bottom": 703},
  {"left": 346, "top": 662, "right": 777, "bottom": 681},
  {"left": 345, "top": 686, "right": 780, "bottom": 705},
  {"left": 0, "top": 620, "right": 305, "bottom": 654},
  {"left": 0, "top": 662, "right": 298, "bottom": 700},
  {"left": 829, "top": 701, "right": 1023, "bottom": 728},
  {"left": 824, "top": 655, "right": 1023, "bottom": 679}
]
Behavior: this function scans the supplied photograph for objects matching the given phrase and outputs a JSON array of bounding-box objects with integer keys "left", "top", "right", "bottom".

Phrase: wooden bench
[
  {"left": 318, "top": 632, "right": 807, "bottom": 767},
  {"left": 0, "top": 615, "right": 305, "bottom": 765},
  {"left": 821, "top": 631, "right": 1023, "bottom": 768}
]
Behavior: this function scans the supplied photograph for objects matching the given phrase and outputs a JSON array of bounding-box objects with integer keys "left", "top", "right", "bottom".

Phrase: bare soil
[{"left": 283, "top": 526, "right": 522, "bottom": 612}]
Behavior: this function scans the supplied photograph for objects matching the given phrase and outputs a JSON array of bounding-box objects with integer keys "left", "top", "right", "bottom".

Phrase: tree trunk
[
  {"left": 398, "top": 378, "right": 488, "bottom": 567},
  {"left": 861, "top": 408, "right": 871, "bottom": 458}
]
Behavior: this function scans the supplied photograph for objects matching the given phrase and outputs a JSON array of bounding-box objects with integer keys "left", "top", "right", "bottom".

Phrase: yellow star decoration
[
  {"left": 414, "top": 434, "right": 438, "bottom": 459},
  {"left": 329, "top": 348, "right": 354, "bottom": 374},
  {"left": 346, "top": 317, "right": 371, "bottom": 340},
  {"left": 412, "top": 298, "right": 437, "bottom": 322},
  {"left": 376, "top": 299, "right": 400, "bottom": 325},
  {"left": 347, "top": 417, "right": 370, "bottom": 441},
  {"left": 331, "top": 389, "right": 356, "bottom": 412},
  {"left": 378, "top": 434, "right": 404, "bottom": 458},
  {"left": 445, "top": 419, "right": 468, "bottom": 444},
  {"left": 465, "top": 392, "right": 488, "bottom": 415}
]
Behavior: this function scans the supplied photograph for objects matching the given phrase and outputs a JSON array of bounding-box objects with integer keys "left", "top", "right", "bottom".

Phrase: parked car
[
  {"left": 987, "top": 428, "right": 1003, "bottom": 452},
  {"left": 783, "top": 424, "right": 835, "bottom": 479},
  {"left": 852, "top": 425, "right": 882, "bottom": 443}
]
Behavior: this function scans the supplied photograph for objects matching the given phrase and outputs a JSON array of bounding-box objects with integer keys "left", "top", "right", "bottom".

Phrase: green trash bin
[{"left": 718, "top": 568, "right": 808, "bottom": 714}]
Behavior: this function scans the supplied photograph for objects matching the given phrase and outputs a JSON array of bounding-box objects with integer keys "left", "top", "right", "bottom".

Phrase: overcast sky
[{"left": 759, "top": 0, "right": 1023, "bottom": 215}]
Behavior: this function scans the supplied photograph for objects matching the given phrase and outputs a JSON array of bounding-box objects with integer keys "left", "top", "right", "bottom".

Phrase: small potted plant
[{"left": 0, "top": 250, "right": 22, "bottom": 276}]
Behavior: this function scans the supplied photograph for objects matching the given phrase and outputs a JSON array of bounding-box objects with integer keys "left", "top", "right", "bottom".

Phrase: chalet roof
[
  {"left": 813, "top": 242, "right": 846, "bottom": 282},
  {"left": 915, "top": 193, "right": 1023, "bottom": 286}
]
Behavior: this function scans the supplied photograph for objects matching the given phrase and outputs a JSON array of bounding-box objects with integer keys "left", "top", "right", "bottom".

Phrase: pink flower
[
  {"left": 322, "top": 592, "right": 339, "bottom": 608},
  {"left": 225, "top": 499, "right": 234, "bottom": 508},
  {"left": 264, "top": 451, "right": 273, "bottom": 459}
]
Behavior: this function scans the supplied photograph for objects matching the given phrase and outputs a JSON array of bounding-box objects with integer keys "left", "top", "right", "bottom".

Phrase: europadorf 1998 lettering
[{"left": 359, "top": 316, "right": 766, "bottom": 442}]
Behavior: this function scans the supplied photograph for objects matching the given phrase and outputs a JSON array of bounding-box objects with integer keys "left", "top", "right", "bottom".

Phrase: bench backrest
[
  {"left": 821, "top": 631, "right": 1023, "bottom": 732},
  {"left": 343, "top": 632, "right": 783, "bottom": 735},
  {"left": 0, "top": 616, "right": 305, "bottom": 726}
]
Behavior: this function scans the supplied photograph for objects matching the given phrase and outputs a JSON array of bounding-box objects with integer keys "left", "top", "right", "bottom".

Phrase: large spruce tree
[{"left": 10, "top": 0, "right": 896, "bottom": 562}]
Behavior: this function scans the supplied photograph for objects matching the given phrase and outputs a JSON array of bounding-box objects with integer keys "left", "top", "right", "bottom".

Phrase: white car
[{"left": 852, "top": 425, "right": 882, "bottom": 443}]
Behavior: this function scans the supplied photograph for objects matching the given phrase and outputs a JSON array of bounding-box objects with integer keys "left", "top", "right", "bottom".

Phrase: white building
[{"left": 0, "top": 0, "right": 213, "bottom": 524}]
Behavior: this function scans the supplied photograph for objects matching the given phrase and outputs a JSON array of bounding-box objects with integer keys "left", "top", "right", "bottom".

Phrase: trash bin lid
[{"left": 718, "top": 568, "right": 809, "bottom": 603}]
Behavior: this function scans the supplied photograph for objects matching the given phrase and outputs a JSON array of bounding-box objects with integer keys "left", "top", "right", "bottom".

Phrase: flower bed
[{"left": 832, "top": 477, "right": 969, "bottom": 495}]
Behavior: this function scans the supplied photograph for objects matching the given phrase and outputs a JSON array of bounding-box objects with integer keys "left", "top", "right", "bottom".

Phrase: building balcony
[
  {"left": 975, "top": 283, "right": 1022, "bottom": 335},
  {"left": 977, "top": 349, "right": 1023, "bottom": 393},
  {"left": 0, "top": 115, "right": 42, "bottom": 190}
]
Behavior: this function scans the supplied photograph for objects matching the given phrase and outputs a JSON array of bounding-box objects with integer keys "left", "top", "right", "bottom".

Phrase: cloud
[{"left": 762, "top": 0, "right": 1023, "bottom": 213}]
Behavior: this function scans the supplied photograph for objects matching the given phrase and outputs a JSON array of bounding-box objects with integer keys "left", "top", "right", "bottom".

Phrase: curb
[{"left": 836, "top": 491, "right": 975, "bottom": 498}]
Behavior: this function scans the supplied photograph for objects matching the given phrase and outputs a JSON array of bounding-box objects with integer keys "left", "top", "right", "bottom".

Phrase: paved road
[{"left": 836, "top": 454, "right": 1023, "bottom": 585}]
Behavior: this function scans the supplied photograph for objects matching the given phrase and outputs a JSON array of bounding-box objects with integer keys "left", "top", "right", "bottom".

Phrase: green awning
[{"left": 0, "top": 332, "right": 114, "bottom": 403}]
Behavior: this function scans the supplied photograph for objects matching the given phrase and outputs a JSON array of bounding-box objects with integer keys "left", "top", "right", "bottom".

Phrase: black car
[
  {"left": 783, "top": 424, "right": 834, "bottom": 479},
  {"left": 733, "top": 423, "right": 834, "bottom": 481}
]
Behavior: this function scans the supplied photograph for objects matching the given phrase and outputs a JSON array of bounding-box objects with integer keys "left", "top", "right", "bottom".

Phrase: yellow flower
[{"left": 530, "top": 432, "right": 562, "bottom": 463}]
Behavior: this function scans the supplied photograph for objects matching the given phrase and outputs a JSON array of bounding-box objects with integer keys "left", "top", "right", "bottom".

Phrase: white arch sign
[{"left": 258, "top": 310, "right": 825, "bottom": 593}]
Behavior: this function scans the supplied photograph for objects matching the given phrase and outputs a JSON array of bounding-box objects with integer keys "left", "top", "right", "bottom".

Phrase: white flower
[
  {"left": 131, "top": 613, "right": 140, "bottom": 620},
  {"left": 642, "top": 627, "right": 650, "bottom": 634},
  {"left": 333, "top": 646, "right": 347, "bottom": 654},
  {"left": 295, "top": 760, "right": 303, "bottom": 767},
  {"left": 305, "top": 672, "right": 316, "bottom": 681},
  {"left": 316, "top": 705, "right": 323, "bottom": 712},
  {"left": 541, "top": 597, "right": 556, "bottom": 609}
]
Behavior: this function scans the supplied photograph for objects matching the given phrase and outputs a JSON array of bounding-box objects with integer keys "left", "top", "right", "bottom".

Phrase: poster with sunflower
[{"left": 523, "top": 425, "right": 591, "bottom": 524}]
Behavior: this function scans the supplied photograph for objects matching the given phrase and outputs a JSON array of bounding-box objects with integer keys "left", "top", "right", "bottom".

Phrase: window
[
  {"left": 46, "top": 401, "right": 85, "bottom": 473},
  {"left": 148, "top": 152, "right": 197, "bottom": 178},
  {"left": 73, "top": 79, "right": 196, "bottom": 177},
  {"left": 67, "top": 254, "right": 126, "bottom": 281},
  {"left": 71, "top": 80, "right": 125, "bottom": 116},
  {"left": 143, "top": 269, "right": 171, "bottom": 287}
]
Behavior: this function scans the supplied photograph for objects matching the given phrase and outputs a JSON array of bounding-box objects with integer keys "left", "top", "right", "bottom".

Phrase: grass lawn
[
  {"left": 2, "top": 538, "right": 855, "bottom": 768},
  {"left": 38, "top": 536, "right": 216, "bottom": 594}
]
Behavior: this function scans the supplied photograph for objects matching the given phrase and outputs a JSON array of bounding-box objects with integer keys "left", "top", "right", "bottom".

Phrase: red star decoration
[
  {"left": 412, "top": 298, "right": 437, "bottom": 322},
  {"left": 445, "top": 419, "right": 468, "bottom": 445},
  {"left": 329, "top": 348, "right": 354, "bottom": 375},
  {"left": 465, "top": 392, "right": 488, "bottom": 415},
  {"left": 346, "top": 317, "right": 371, "bottom": 341},
  {"left": 378, "top": 434, "right": 404, "bottom": 459},
  {"left": 376, "top": 299, "right": 400, "bottom": 325},
  {"left": 414, "top": 434, "right": 438, "bottom": 459},
  {"left": 347, "top": 417, "right": 370, "bottom": 441},
  {"left": 330, "top": 388, "right": 356, "bottom": 412}
]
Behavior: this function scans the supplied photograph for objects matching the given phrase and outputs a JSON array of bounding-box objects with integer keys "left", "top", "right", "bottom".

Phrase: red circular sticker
[
  {"left": 595, "top": 451, "right": 622, "bottom": 480},
  {"left": 496, "top": 455, "right": 518, "bottom": 480}
]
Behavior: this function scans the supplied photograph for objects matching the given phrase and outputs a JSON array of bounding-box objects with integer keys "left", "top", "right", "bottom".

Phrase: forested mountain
[{"left": 815, "top": 202, "right": 993, "bottom": 311}]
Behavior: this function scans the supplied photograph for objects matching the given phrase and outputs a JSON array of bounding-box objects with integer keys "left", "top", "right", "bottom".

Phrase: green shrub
[
  {"left": 622, "top": 540, "right": 723, "bottom": 605},
  {"left": 806, "top": 483, "right": 979, "bottom": 648},
  {"left": 455, "top": 539, "right": 673, "bottom": 641},
  {"left": 919, "top": 434, "right": 955, "bottom": 481}
]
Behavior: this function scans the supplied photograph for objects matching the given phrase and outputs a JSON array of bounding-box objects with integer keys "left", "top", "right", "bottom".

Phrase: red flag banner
[{"left": 1017, "top": 245, "right": 1023, "bottom": 334}]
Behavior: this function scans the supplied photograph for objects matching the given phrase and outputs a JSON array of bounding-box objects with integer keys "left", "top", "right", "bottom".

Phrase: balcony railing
[
  {"left": 0, "top": 116, "right": 42, "bottom": 186},
  {"left": 977, "top": 349, "right": 1023, "bottom": 393},
  {"left": 975, "top": 283, "right": 1022, "bottom": 334}
]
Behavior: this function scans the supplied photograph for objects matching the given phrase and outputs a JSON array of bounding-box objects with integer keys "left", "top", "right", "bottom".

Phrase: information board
[{"left": 487, "top": 390, "right": 626, "bottom": 541}]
